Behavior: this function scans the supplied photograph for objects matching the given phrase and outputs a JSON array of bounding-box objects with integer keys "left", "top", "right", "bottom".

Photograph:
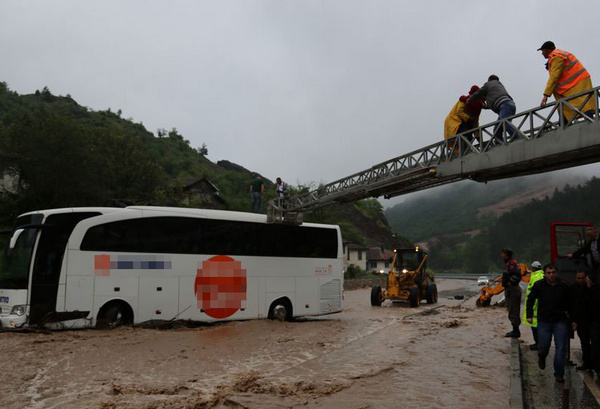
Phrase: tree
[{"left": 197, "top": 143, "right": 208, "bottom": 157}]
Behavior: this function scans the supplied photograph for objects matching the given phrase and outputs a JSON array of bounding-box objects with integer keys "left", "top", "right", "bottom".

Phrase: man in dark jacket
[
  {"left": 526, "top": 264, "right": 571, "bottom": 383},
  {"left": 468, "top": 75, "right": 518, "bottom": 142},
  {"left": 569, "top": 226, "right": 600, "bottom": 284},
  {"left": 570, "top": 270, "right": 598, "bottom": 371},
  {"left": 502, "top": 248, "right": 521, "bottom": 338}
]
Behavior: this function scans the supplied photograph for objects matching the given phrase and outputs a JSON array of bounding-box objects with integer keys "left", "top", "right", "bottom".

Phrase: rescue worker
[
  {"left": 468, "top": 75, "right": 518, "bottom": 143},
  {"left": 527, "top": 264, "right": 571, "bottom": 383},
  {"left": 501, "top": 248, "right": 522, "bottom": 338},
  {"left": 522, "top": 261, "right": 544, "bottom": 350},
  {"left": 538, "top": 41, "right": 595, "bottom": 123},
  {"left": 444, "top": 86, "right": 484, "bottom": 155}
]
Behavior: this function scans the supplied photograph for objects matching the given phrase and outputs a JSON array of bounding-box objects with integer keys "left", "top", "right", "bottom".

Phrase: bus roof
[
  {"left": 126, "top": 206, "right": 338, "bottom": 229},
  {"left": 17, "top": 206, "right": 339, "bottom": 233},
  {"left": 18, "top": 207, "right": 125, "bottom": 218}
]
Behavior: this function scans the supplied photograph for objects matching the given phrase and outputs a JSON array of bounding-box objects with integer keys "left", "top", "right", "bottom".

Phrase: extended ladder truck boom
[{"left": 268, "top": 86, "right": 600, "bottom": 223}]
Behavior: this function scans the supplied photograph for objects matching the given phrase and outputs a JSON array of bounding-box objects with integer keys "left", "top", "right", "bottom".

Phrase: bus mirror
[{"left": 9, "top": 229, "right": 24, "bottom": 249}]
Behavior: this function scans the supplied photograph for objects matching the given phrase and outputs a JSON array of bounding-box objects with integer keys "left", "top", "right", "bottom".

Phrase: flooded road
[{"left": 0, "top": 279, "right": 512, "bottom": 408}]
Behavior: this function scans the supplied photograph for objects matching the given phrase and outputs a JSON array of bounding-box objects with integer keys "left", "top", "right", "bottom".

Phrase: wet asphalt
[{"left": 521, "top": 339, "right": 600, "bottom": 408}]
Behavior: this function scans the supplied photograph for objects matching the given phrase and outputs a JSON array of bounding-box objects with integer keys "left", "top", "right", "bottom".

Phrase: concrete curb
[
  {"left": 510, "top": 338, "right": 524, "bottom": 409},
  {"left": 579, "top": 368, "right": 600, "bottom": 404}
]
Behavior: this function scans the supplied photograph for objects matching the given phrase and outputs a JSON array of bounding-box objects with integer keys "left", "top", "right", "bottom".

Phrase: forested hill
[
  {"left": 385, "top": 173, "right": 587, "bottom": 242},
  {"left": 0, "top": 82, "right": 399, "bottom": 248},
  {"left": 385, "top": 173, "right": 600, "bottom": 273}
]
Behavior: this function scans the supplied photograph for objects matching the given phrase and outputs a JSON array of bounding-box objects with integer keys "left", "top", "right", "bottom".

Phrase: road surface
[{"left": 0, "top": 279, "right": 512, "bottom": 409}]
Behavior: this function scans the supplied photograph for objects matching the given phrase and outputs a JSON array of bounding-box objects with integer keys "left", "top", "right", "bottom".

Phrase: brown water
[{"left": 0, "top": 279, "right": 511, "bottom": 408}]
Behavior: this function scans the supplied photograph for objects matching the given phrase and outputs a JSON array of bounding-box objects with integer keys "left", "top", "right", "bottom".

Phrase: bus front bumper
[{"left": 0, "top": 313, "right": 28, "bottom": 328}]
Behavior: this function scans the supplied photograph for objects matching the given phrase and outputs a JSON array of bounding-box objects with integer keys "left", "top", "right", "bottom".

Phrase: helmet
[{"left": 531, "top": 261, "right": 542, "bottom": 269}]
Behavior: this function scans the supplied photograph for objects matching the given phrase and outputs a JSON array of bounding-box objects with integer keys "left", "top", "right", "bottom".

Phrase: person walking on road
[
  {"left": 526, "top": 264, "right": 571, "bottom": 383},
  {"left": 501, "top": 248, "right": 522, "bottom": 338},
  {"left": 468, "top": 75, "right": 518, "bottom": 142},
  {"left": 570, "top": 270, "right": 600, "bottom": 372},
  {"left": 522, "top": 261, "right": 544, "bottom": 350},
  {"left": 538, "top": 41, "right": 595, "bottom": 123}
]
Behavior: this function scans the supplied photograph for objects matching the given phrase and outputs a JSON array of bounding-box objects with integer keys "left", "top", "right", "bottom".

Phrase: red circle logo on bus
[{"left": 194, "top": 255, "right": 247, "bottom": 319}]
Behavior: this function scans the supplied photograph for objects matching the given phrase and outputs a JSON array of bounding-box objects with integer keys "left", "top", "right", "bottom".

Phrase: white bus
[{"left": 0, "top": 206, "right": 343, "bottom": 329}]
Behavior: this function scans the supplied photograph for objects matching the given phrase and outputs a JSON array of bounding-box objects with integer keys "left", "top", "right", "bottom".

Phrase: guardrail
[
  {"left": 268, "top": 86, "right": 600, "bottom": 217},
  {"left": 448, "top": 85, "right": 599, "bottom": 158}
]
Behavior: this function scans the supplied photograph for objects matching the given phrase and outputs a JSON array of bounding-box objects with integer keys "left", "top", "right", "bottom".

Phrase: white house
[
  {"left": 366, "top": 248, "right": 395, "bottom": 273},
  {"left": 343, "top": 243, "right": 368, "bottom": 272}
]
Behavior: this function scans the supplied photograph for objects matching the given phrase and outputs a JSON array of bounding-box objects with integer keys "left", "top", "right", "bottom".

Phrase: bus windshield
[{"left": 0, "top": 214, "right": 42, "bottom": 289}]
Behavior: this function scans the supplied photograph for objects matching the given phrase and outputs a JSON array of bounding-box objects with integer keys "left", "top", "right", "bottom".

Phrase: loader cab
[
  {"left": 551, "top": 222, "right": 593, "bottom": 285},
  {"left": 394, "top": 247, "right": 427, "bottom": 276},
  {"left": 371, "top": 246, "right": 437, "bottom": 307}
]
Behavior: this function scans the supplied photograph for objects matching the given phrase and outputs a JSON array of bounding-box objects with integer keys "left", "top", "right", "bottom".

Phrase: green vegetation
[
  {"left": 0, "top": 82, "right": 397, "bottom": 248},
  {"left": 0, "top": 83, "right": 272, "bottom": 222}
]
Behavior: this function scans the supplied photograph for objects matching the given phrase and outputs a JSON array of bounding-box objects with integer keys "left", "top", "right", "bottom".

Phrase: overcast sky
[{"left": 2, "top": 1, "right": 600, "bottom": 202}]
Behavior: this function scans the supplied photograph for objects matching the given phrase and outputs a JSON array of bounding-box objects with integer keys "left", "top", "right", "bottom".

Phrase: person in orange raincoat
[
  {"left": 538, "top": 41, "right": 595, "bottom": 122},
  {"left": 444, "top": 86, "right": 484, "bottom": 152}
]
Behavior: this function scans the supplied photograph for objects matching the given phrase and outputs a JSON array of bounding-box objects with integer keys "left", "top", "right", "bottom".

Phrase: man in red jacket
[{"left": 502, "top": 248, "right": 521, "bottom": 338}]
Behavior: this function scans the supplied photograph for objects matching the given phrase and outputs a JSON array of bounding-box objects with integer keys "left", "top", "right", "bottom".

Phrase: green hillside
[
  {"left": 385, "top": 179, "right": 525, "bottom": 241},
  {"left": 0, "top": 82, "right": 397, "bottom": 247},
  {"left": 385, "top": 174, "right": 600, "bottom": 274}
]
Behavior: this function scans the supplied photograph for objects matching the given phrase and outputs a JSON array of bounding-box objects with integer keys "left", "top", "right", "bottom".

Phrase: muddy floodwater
[{"left": 0, "top": 279, "right": 512, "bottom": 409}]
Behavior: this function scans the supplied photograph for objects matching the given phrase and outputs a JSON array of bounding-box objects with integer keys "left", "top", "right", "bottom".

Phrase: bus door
[
  {"left": 550, "top": 222, "right": 593, "bottom": 285},
  {"left": 29, "top": 212, "right": 100, "bottom": 325}
]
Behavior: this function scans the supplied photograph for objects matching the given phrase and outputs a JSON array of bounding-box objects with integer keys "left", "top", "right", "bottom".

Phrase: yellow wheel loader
[{"left": 370, "top": 247, "right": 437, "bottom": 308}]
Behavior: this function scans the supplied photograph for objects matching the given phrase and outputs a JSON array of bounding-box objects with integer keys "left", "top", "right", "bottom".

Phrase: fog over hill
[
  {"left": 384, "top": 169, "right": 593, "bottom": 243},
  {"left": 381, "top": 167, "right": 600, "bottom": 273}
]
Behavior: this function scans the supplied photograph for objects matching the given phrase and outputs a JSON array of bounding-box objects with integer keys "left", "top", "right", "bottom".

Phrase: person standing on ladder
[
  {"left": 467, "top": 75, "right": 517, "bottom": 142},
  {"left": 538, "top": 41, "right": 595, "bottom": 123},
  {"left": 443, "top": 85, "right": 484, "bottom": 154}
]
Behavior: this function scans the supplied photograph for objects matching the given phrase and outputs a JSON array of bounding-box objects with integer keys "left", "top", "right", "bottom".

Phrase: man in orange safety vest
[{"left": 538, "top": 41, "right": 595, "bottom": 123}]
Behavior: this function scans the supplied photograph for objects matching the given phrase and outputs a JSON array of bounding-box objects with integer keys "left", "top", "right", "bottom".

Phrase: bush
[{"left": 344, "top": 265, "right": 370, "bottom": 280}]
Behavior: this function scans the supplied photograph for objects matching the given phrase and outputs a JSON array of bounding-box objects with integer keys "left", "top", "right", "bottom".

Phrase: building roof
[
  {"left": 168, "top": 177, "right": 220, "bottom": 193},
  {"left": 345, "top": 243, "right": 369, "bottom": 250},
  {"left": 366, "top": 247, "right": 394, "bottom": 261}
]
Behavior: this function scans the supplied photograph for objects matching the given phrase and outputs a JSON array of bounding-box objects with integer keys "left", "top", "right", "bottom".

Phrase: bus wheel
[
  {"left": 97, "top": 302, "right": 133, "bottom": 329},
  {"left": 268, "top": 298, "right": 293, "bottom": 322}
]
